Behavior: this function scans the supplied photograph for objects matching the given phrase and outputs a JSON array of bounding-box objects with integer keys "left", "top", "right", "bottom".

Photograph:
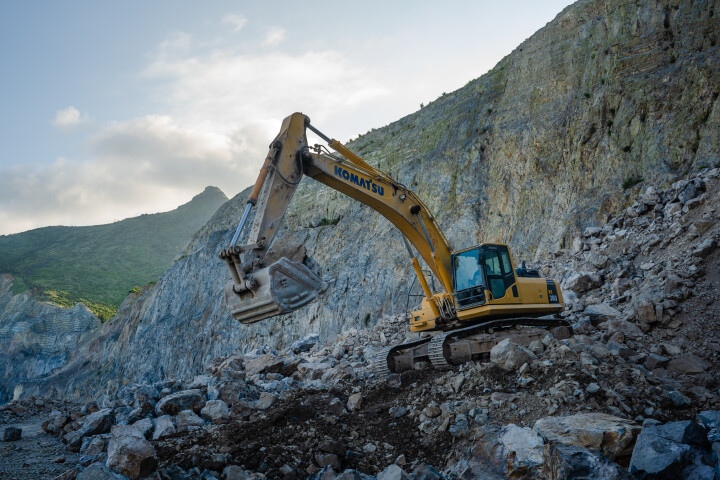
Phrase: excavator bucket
[{"left": 224, "top": 257, "right": 328, "bottom": 324}]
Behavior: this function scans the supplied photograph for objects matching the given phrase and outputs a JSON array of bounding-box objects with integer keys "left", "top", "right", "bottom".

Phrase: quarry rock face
[
  {"left": 3, "top": 0, "right": 720, "bottom": 405},
  {"left": 0, "top": 274, "right": 101, "bottom": 403}
]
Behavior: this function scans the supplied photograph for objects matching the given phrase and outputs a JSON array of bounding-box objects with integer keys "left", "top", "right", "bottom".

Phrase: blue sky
[{"left": 0, "top": 0, "right": 573, "bottom": 235}]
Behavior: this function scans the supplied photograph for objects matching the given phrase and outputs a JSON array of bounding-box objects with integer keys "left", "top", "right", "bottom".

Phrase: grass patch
[
  {"left": 38, "top": 290, "right": 118, "bottom": 322},
  {"left": 0, "top": 186, "right": 226, "bottom": 313},
  {"left": 318, "top": 216, "right": 342, "bottom": 227}
]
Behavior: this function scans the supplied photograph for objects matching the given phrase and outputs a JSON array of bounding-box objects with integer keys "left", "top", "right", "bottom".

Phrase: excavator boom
[{"left": 220, "top": 112, "right": 455, "bottom": 324}]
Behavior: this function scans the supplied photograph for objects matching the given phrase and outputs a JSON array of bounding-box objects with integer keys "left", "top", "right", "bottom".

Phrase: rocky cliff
[
  {"left": 0, "top": 274, "right": 101, "bottom": 402},
  {"left": 7, "top": 0, "right": 720, "bottom": 402}
]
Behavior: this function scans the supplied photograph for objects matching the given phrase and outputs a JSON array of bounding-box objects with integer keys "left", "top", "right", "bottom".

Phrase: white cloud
[
  {"left": 52, "top": 106, "right": 85, "bottom": 128},
  {"left": 222, "top": 14, "right": 247, "bottom": 32},
  {"left": 264, "top": 27, "right": 285, "bottom": 45},
  {"left": 0, "top": 115, "right": 267, "bottom": 234},
  {"left": 141, "top": 45, "right": 389, "bottom": 137},
  {"left": 0, "top": 32, "right": 390, "bottom": 235}
]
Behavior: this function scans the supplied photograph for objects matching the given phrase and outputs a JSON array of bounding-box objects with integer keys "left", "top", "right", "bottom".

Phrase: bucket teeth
[{"left": 224, "top": 257, "right": 327, "bottom": 324}]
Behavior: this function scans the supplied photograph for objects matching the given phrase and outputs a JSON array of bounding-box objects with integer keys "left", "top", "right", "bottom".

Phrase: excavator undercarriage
[{"left": 375, "top": 318, "right": 572, "bottom": 374}]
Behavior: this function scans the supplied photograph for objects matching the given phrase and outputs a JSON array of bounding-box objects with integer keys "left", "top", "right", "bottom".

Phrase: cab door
[{"left": 482, "top": 245, "right": 519, "bottom": 302}]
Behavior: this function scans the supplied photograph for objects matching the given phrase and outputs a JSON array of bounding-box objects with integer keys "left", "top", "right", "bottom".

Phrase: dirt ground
[
  {"left": 155, "top": 370, "right": 453, "bottom": 479},
  {"left": 0, "top": 413, "right": 82, "bottom": 480}
]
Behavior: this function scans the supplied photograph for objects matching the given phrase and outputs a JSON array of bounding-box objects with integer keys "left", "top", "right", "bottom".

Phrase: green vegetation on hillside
[{"left": 0, "top": 186, "right": 227, "bottom": 320}]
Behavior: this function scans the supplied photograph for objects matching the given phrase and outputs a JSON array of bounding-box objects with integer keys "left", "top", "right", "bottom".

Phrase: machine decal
[
  {"left": 546, "top": 280, "right": 559, "bottom": 304},
  {"left": 334, "top": 165, "right": 384, "bottom": 196}
]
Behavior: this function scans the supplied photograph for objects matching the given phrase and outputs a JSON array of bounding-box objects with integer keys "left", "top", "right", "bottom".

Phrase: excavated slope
[{"left": 14, "top": 0, "right": 720, "bottom": 401}]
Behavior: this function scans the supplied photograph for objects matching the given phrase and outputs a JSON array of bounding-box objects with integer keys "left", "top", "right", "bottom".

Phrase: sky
[{"left": 0, "top": 0, "right": 574, "bottom": 235}]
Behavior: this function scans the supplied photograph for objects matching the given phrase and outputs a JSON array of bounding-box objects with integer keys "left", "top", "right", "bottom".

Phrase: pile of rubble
[{"left": 2, "top": 167, "right": 720, "bottom": 479}]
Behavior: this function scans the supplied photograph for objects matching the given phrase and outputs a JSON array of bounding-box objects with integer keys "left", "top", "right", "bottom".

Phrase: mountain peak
[{"left": 194, "top": 186, "right": 227, "bottom": 201}]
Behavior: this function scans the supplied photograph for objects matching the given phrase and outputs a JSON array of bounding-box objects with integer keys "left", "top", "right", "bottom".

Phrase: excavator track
[
  {"left": 374, "top": 347, "right": 394, "bottom": 376},
  {"left": 375, "top": 316, "right": 571, "bottom": 374},
  {"left": 428, "top": 333, "right": 452, "bottom": 370},
  {"left": 373, "top": 338, "right": 433, "bottom": 376}
]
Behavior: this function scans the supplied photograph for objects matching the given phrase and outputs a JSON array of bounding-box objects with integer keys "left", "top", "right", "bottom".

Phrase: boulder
[
  {"left": 223, "top": 465, "right": 253, "bottom": 480},
  {"left": 175, "top": 409, "right": 204, "bottom": 432},
  {"left": 320, "top": 439, "right": 346, "bottom": 457},
  {"left": 377, "top": 464, "right": 411, "bottom": 480},
  {"left": 315, "top": 453, "right": 342, "bottom": 471},
  {"left": 628, "top": 428, "right": 692, "bottom": 479},
  {"left": 668, "top": 390, "right": 692, "bottom": 407},
  {"left": 449, "top": 414, "right": 470, "bottom": 436},
  {"left": 668, "top": 354, "right": 711, "bottom": 375},
  {"left": 424, "top": 406, "right": 441, "bottom": 419},
  {"left": 327, "top": 397, "right": 346, "bottom": 416},
  {"left": 347, "top": 393, "right": 363, "bottom": 412},
  {"left": 3, "top": 427, "right": 21, "bottom": 441},
  {"left": 80, "top": 435, "right": 108, "bottom": 455},
  {"left": 604, "top": 319, "right": 644, "bottom": 338},
  {"left": 76, "top": 461, "right": 127, "bottom": 480},
  {"left": 298, "top": 362, "right": 333, "bottom": 381},
  {"left": 586, "top": 252, "right": 609, "bottom": 269},
  {"left": 584, "top": 303, "right": 622, "bottom": 320},
  {"left": 64, "top": 408, "right": 114, "bottom": 451},
  {"left": 256, "top": 392, "right": 276, "bottom": 410},
  {"left": 643, "top": 421, "right": 708, "bottom": 447},
  {"left": 308, "top": 466, "right": 339, "bottom": 480},
  {"left": 633, "top": 298, "right": 656, "bottom": 324},
  {"left": 133, "top": 385, "right": 159, "bottom": 414},
  {"left": 44, "top": 411, "right": 68, "bottom": 435},
  {"left": 543, "top": 443, "right": 631, "bottom": 480},
  {"left": 290, "top": 334, "right": 319, "bottom": 353},
  {"left": 229, "top": 400, "right": 255, "bottom": 422},
  {"left": 533, "top": 413, "right": 639, "bottom": 461},
  {"left": 131, "top": 418, "right": 153, "bottom": 439},
  {"left": 490, "top": 339, "right": 537, "bottom": 371},
  {"left": 187, "top": 374, "right": 212, "bottom": 390},
  {"left": 200, "top": 399, "right": 230, "bottom": 424},
  {"left": 218, "top": 380, "right": 257, "bottom": 406},
  {"left": 665, "top": 202, "right": 682, "bottom": 216},
  {"left": 693, "top": 238, "right": 718, "bottom": 258},
  {"left": 106, "top": 426, "right": 157, "bottom": 479},
  {"left": 500, "top": 425, "right": 545, "bottom": 474},
  {"left": 410, "top": 464, "right": 443, "bottom": 480},
  {"left": 472, "top": 424, "right": 545, "bottom": 477},
  {"left": 155, "top": 389, "right": 205, "bottom": 416},
  {"left": 152, "top": 415, "right": 176, "bottom": 440},
  {"left": 698, "top": 411, "right": 720, "bottom": 430},
  {"left": 564, "top": 273, "right": 603, "bottom": 294},
  {"left": 208, "top": 354, "right": 245, "bottom": 382},
  {"left": 244, "top": 353, "right": 285, "bottom": 377},
  {"left": 113, "top": 406, "right": 134, "bottom": 425}
]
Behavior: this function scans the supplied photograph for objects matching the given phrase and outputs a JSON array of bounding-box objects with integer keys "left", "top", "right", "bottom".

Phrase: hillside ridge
[{"left": 0, "top": 185, "right": 227, "bottom": 319}]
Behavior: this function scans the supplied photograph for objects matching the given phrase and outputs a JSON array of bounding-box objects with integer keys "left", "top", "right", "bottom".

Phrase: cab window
[{"left": 453, "top": 248, "right": 482, "bottom": 291}]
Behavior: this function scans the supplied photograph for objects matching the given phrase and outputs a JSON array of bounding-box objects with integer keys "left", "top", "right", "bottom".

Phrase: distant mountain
[{"left": 0, "top": 186, "right": 228, "bottom": 319}]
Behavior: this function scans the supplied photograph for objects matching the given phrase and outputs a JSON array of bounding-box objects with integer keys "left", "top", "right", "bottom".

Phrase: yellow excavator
[{"left": 219, "top": 113, "right": 569, "bottom": 373}]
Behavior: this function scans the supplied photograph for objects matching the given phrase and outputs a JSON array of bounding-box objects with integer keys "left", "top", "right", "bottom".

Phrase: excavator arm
[{"left": 220, "top": 112, "right": 455, "bottom": 324}]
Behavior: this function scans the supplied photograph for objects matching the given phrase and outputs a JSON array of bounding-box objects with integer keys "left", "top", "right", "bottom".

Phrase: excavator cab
[{"left": 452, "top": 244, "right": 518, "bottom": 308}]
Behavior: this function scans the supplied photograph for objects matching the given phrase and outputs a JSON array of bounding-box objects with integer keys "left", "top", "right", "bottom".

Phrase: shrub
[{"left": 622, "top": 174, "right": 644, "bottom": 189}]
